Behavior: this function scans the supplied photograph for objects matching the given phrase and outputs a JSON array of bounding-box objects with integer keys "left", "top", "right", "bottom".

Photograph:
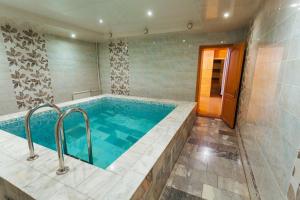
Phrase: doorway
[{"left": 196, "top": 43, "right": 245, "bottom": 128}]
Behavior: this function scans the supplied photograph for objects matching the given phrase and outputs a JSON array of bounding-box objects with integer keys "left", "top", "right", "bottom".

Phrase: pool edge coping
[{"left": 0, "top": 94, "right": 196, "bottom": 200}]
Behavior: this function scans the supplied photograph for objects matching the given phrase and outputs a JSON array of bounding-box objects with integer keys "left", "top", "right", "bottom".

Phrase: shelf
[{"left": 214, "top": 58, "right": 226, "bottom": 60}]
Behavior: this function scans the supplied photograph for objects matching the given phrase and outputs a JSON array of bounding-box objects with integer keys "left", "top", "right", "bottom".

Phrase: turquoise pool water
[{"left": 0, "top": 97, "right": 175, "bottom": 168}]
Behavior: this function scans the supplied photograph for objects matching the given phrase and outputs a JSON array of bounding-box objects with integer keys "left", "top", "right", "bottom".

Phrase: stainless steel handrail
[
  {"left": 54, "top": 108, "right": 93, "bottom": 175},
  {"left": 25, "top": 103, "right": 62, "bottom": 161}
]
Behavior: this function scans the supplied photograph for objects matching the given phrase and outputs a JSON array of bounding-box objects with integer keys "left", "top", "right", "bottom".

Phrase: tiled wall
[
  {"left": 0, "top": 33, "right": 18, "bottom": 114},
  {"left": 47, "top": 35, "right": 99, "bottom": 103},
  {"left": 0, "top": 24, "right": 54, "bottom": 110},
  {"left": 0, "top": 28, "right": 99, "bottom": 115},
  {"left": 99, "top": 30, "right": 246, "bottom": 101},
  {"left": 237, "top": 0, "right": 300, "bottom": 199},
  {"left": 108, "top": 41, "right": 130, "bottom": 95}
]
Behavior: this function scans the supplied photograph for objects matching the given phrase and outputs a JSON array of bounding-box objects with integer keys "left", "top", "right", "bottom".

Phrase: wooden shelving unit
[{"left": 210, "top": 58, "right": 224, "bottom": 96}]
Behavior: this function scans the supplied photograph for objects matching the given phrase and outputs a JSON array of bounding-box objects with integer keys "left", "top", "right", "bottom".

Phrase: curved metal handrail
[
  {"left": 25, "top": 103, "right": 62, "bottom": 161},
  {"left": 54, "top": 108, "right": 93, "bottom": 175}
]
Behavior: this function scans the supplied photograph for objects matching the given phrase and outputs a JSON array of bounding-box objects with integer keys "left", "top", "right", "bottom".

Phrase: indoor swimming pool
[{"left": 0, "top": 97, "right": 175, "bottom": 168}]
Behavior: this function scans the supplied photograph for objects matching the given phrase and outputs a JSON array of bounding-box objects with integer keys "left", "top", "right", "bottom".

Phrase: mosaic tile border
[{"left": 0, "top": 96, "right": 176, "bottom": 127}]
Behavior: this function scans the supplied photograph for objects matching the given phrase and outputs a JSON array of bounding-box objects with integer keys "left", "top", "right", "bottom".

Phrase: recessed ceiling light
[
  {"left": 290, "top": 3, "right": 298, "bottom": 7},
  {"left": 99, "top": 19, "right": 103, "bottom": 24},
  {"left": 71, "top": 33, "right": 76, "bottom": 38},
  {"left": 147, "top": 10, "right": 153, "bottom": 17},
  {"left": 223, "top": 12, "right": 230, "bottom": 18}
]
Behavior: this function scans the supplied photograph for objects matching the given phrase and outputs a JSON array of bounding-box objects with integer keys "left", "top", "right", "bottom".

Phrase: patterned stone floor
[{"left": 159, "top": 117, "right": 249, "bottom": 200}]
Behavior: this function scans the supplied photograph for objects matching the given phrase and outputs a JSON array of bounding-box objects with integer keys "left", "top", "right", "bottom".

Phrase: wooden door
[{"left": 221, "top": 43, "right": 245, "bottom": 128}]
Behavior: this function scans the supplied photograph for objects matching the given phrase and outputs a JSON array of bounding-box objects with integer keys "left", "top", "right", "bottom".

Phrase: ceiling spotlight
[
  {"left": 147, "top": 10, "right": 153, "bottom": 17},
  {"left": 187, "top": 22, "right": 193, "bottom": 30},
  {"left": 144, "top": 27, "right": 149, "bottom": 34},
  {"left": 290, "top": 3, "right": 298, "bottom": 7},
  {"left": 70, "top": 33, "right": 76, "bottom": 38},
  {"left": 223, "top": 12, "right": 230, "bottom": 18},
  {"left": 99, "top": 19, "right": 103, "bottom": 24}
]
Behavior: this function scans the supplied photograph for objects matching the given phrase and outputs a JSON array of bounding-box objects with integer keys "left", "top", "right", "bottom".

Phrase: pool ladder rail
[
  {"left": 25, "top": 103, "right": 62, "bottom": 161},
  {"left": 54, "top": 107, "right": 93, "bottom": 175},
  {"left": 25, "top": 104, "right": 93, "bottom": 175}
]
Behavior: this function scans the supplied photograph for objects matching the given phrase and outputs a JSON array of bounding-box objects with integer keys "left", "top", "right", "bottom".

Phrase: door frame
[{"left": 195, "top": 44, "right": 233, "bottom": 117}]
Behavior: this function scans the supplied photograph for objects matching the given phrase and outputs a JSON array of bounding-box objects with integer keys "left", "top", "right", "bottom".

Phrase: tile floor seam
[
  {"left": 160, "top": 117, "right": 251, "bottom": 200},
  {"left": 236, "top": 130, "right": 256, "bottom": 199}
]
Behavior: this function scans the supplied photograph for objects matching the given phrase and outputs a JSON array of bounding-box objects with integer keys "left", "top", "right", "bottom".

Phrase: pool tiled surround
[
  {"left": 131, "top": 103, "right": 195, "bottom": 199},
  {"left": 0, "top": 94, "right": 196, "bottom": 199},
  {"left": 160, "top": 117, "right": 249, "bottom": 200}
]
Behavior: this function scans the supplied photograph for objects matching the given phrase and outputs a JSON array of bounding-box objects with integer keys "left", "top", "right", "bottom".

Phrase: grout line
[{"left": 236, "top": 126, "right": 261, "bottom": 200}]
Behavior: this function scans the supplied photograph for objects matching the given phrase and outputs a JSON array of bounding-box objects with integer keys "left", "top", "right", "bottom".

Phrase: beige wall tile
[
  {"left": 0, "top": 33, "right": 99, "bottom": 115},
  {"left": 237, "top": 0, "right": 300, "bottom": 199},
  {"left": 99, "top": 30, "right": 246, "bottom": 101}
]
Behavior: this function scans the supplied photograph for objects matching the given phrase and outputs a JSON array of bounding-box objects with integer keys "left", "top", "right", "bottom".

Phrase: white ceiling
[{"left": 0, "top": 0, "right": 262, "bottom": 41}]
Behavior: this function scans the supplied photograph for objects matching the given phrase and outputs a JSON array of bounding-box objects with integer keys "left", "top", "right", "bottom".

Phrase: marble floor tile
[
  {"left": 207, "top": 156, "right": 233, "bottom": 172},
  {"left": 179, "top": 143, "right": 198, "bottom": 158},
  {"left": 160, "top": 186, "right": 204, "bottom": 200},
  {"left": 160, "top": 117, "right": 250, "bottom": 199},
  {"left": 219, "top": 129, "right": 237, "bottom": 137},
  {"left": 198, "top": 143, "right": 240, "bottom": 161},
  {"left": 174, "top": 164, "right": 189, "bottom": 177},
  {"left": 176, "top": 155, "right": 207, "bottom": 172},
  {"left": 202, "top": 184, "right": 249, "bottom": 200},
  {"left": 218, "top": 176, "right": 249, "bottom": 197},
  {"left": 170, "top": 173, "right": 194, "bottom": 193},
  {"left": 190, "top": 169, "right": 218, "bottom": 188}
]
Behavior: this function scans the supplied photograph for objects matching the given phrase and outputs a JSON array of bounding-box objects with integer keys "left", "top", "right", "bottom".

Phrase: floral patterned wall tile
[
  {"left": 109, "top": 40, "right": 130, "bottom": 95},
  {"left": 0, "top": 24, "right": 54, "bottom": 110}
]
